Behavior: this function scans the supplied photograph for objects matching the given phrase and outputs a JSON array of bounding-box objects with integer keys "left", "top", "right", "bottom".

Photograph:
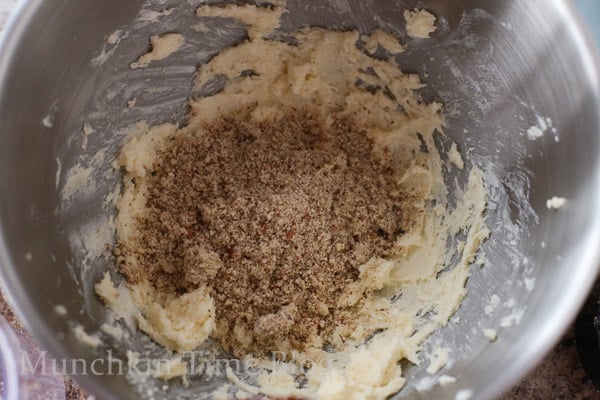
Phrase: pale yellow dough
[
  {"left": 97, "top": 4, "right": 489, "bottom": 400},
  {"left": 130, "top": 33, "right": 185, "bottom": 69},
  {"left": 404, "top": 9, "right": 437, "bottom": 39},
  {"left": 362, "top": 29, "right": 404, "bottom": 54}
]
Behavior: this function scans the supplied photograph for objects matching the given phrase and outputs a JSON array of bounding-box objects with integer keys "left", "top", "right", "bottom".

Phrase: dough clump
[{"left": 404, "top": 8, "right": 437, "bottom": 38}]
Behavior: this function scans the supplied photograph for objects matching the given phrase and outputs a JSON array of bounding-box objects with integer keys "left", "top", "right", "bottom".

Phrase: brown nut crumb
[{"left": 117, "top": 108, "right": 418, "bottom": 358}]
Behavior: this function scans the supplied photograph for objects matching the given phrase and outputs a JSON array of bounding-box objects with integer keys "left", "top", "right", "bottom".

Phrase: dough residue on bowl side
[{"left": 404, "top": 8, "right": 437, "bottom": 39}]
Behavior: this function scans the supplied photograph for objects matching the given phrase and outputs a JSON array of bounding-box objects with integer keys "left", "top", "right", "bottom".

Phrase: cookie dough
[
  {"left": 404, "top": 9, "right": 437, "bottom": 39},
  {"left": 130, "top": 33, "right": 184, "bottom": 69},
  {"left": 362, "top": 28, "right": 404, "bottom": 54},
  {"left": 97, "top": 4, "right": 489, "bottom": 400}
]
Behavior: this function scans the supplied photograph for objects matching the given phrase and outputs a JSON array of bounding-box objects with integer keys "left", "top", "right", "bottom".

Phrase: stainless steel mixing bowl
[{"left": 0, "top": 0, "right": 599, "bottom": 399}]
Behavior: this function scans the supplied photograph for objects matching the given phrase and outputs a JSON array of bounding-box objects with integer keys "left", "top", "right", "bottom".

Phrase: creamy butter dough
[
  {"left": 130, "top": 33, "right": 185, "bottom": 69},
  {"left": 97, "top": 4, "right": 489, "bottom": 400},
  {"left": 404, "top": 9, "right": 437, "bottom": 39},
  {"left": 362, "top": 28, "right": 405, "bottom": 54}
]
